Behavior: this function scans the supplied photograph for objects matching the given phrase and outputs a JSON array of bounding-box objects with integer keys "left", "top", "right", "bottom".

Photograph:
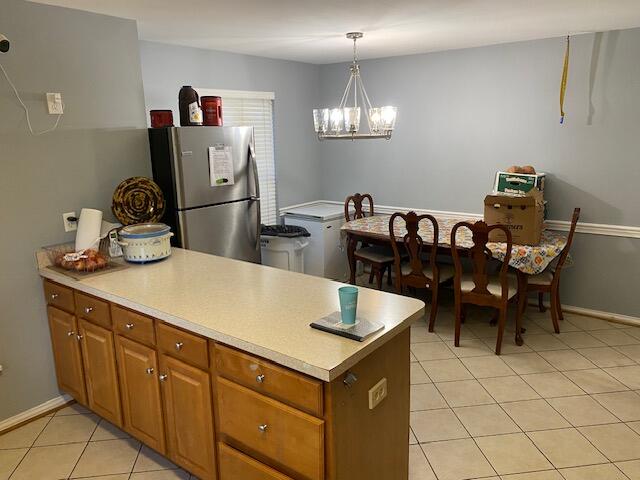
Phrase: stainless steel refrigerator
[{"left": 148, "top": 126, "right": 261, "bottom": 263}]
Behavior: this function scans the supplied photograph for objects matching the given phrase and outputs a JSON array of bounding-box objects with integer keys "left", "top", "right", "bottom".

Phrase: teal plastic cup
[{"left": 338, "top": 286, "right": 359, "bottom": 325}]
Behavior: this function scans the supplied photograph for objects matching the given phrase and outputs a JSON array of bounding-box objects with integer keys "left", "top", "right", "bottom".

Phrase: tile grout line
[
  {"left": 413, "top": 433, "right": 439, "bottom": 479},
  {"left": 521, "top": 368, "right": 637, "bottom": 470},
  {"left": 413, "top": 315, "right": 640, "bottom": 477},
  {"left": 7, "top": 413, "right": 56, "bottom": 479},
  {"left": 419, "top": 345, "right": 502, "bottom": 479},
  {"left": 65, "top": 414, "right": 102, "bottom": 479},
  {"left": 502, "top": 335, "right": 640, "bottom": 471},
  {"left": 436, "top": 355, "right": 569, "bottom": 478},
  {"left": 129, "top": 441, "right": 144, "bottom": 479}
]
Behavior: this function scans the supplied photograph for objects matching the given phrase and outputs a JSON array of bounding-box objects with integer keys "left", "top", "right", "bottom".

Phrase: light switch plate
[
  {"left": 368, "top": 377, "right": 388, "bottom": 410},
  {"left": 46, "top": 92, "right": 64, "bottom": 115}
]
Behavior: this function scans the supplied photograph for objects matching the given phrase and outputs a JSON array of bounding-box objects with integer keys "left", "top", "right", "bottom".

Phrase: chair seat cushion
[
  {"left": 354, "top": 246, "right": 394, "bottom": 263},
  {"left": 528, "top": 270, "right": 554, "bottom": 286},
  {"left": 460, "top": 273, "right": 518, "bottom": 299},
  {"left": 401, "top": 263, "right": 455, "bottom": 283}
]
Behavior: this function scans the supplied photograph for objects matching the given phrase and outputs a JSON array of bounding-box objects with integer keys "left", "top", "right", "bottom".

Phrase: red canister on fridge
[
  {"left": 201, "top": 96, "right": 223, "bottom": 126},
  {"left": 150, "top": 110, "right": 174, "bottom": 128}
]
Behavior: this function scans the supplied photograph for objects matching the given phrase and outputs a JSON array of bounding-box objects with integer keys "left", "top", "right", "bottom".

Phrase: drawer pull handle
[
  {"left": 125, "top": 323, "right": 135, "bottom": 330},
  {"left": 175, "top": 342, "right": 184, "bottom": 351},
  {"left": 67, "top": 331, "right": 75, "bottom": 337},
  {"left": 145, "top": 367, "right": 154, "bottom": 375},
  {"left": 84, "top": 306, "right": 94, "bottom": 314},
  {"left": 76, "top": 334, "right": 83, "bottom": 341},
  {"left": 50, "top": 293, "right": 59, "bottom": 300},
  {"left": 256, "top": 374, "right": 265, "bottom": 384},
  {"left": 159, "top": 374, "right": 168, "bottom": 382},
  {"left": 258, "top": 424, "right": 268, "bottom": 433}
]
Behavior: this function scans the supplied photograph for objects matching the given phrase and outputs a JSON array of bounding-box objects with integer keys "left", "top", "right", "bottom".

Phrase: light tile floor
[
  {"left": 406, "top": 299, "right": 640, "bottom": 480},
  {"left": 1, "top": 291, "right": 639, "bottom": 480},
  {"left": 0, "top": 404, "right": 192, "bottom": 480}
]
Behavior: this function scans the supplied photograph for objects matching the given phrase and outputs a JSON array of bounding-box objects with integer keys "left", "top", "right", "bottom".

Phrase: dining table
[{"left": 341, "top": 214, "right": 569, "bottom": 341}]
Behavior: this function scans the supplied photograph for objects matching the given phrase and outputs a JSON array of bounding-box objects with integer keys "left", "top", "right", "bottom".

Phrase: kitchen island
[{"left": 38, "top": 248, "right": 424, "bottom": 480}]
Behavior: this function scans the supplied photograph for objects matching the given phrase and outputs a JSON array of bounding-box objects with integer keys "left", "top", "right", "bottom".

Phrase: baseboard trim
[
  {"left": 281, "top": 200, "right": 640, "bottom": 239},
  {"left": 0, "top": 394, "right": 73, "bottom": 434},
  {"left": 559, "top": 304, "right": 640, "bottom": 328},
  {"left": 528, "top": 300, "right": 640, "bottom": 328}
]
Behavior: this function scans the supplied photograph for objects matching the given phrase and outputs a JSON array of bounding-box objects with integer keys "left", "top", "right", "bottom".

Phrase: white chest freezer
[{"left": 281, "top": 202, "right": 350, "bottom": 281}]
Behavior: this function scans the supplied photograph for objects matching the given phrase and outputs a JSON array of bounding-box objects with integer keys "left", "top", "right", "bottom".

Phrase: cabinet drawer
[
  {"left": 217, "top": 377, "right": 324, "bottom": 480},
  {"left": 43, "top": 280, "right": 75, "bottom": 313},
  {"left": 157, "top": 322, "right": 208, "bottom": 369},
  {"left": 215, "top": 344, "right": 323, "bottom": 417},
  {"left": 112, "top": 305, "right": 156, "bottom": 346},
  {"left": 218, "top": 442, "right": 293, "bottom": 480},
  {"left": 75, "top": 292, "right": 111, "bottom": 328}
]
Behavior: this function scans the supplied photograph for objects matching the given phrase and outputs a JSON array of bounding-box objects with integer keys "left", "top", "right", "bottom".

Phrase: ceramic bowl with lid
[{"left": 118, "top": 223, "right": 173, "bottom": 263}]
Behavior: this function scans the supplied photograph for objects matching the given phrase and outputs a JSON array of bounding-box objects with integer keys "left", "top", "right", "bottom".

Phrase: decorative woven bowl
[{"left": 112, "top": 177, "right": 165, "bottom": 226}]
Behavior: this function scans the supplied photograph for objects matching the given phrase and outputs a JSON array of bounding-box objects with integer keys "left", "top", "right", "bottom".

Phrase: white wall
[{"left": 316, "top": 31, "right": 640, "bottom": 316}]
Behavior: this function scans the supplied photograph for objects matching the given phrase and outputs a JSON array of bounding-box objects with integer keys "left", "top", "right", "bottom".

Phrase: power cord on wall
[{"left": 0, "top": 61, "right": 63, "bottom": 135}]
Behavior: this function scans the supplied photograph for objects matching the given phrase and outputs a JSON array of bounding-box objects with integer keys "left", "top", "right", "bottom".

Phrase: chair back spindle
[
  {"left": 554, "top": 207, "right": 580, "bottom": 273},
  {"left": 389, "top": 211, "right": 439, "bottom": 290},
  {"left": 451, "top": 221, "right": 513, "bottom": 303},
  {"left": 344, "top": 193, "right": 374, "bottom": 222}
]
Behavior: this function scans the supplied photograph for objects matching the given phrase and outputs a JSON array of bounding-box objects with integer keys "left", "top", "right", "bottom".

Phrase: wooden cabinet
[
  {"left": 159, "top": 354, "right": 216, "bottom": 480},
  {"left": 112, "top": 305, "right": 156, "bottom": 346},
  {"left": 43, "top": 281, "right": 411, "bottom": 480},
  {"left": 218, "top": 443, "right": 293, "bottom": 480},
  {"left": 157, "top": 322, "right": 209, "bottom": 369},
  {"left": 78, "top": 319, "right": 122, "bottom": 426},
  {"left": 115, "top": 335, "right": 165, "bottom": 452},
  {"left": 75, "top": 291, "right": 111, "bottom": 328},
  {"left": 214, "top": 343, "right": 323, "bottom": 417},
  {"left": 43, "top": 281, "right": 75, "bottom": 313},
  {"left": 217, "top": 377, "right": 324, "bottom": 480},
  {"left": 47, "top": 306, "right": 87, "bottom": 405}
]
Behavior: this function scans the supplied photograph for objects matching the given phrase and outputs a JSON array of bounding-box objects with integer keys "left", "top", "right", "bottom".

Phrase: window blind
[{"left": 197, "top": 89, "right": 277, "bottom": 225}]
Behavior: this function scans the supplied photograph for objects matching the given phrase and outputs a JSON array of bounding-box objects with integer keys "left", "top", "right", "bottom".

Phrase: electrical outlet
[
  {"left": 63, "top": 211, "right": 77, "bottom": 232},
  {"left": 46, "top": 93, "right": 64, "bottom": 115},
  {"left": 368, "top": 377, "right": 388, "bottom": 410}
]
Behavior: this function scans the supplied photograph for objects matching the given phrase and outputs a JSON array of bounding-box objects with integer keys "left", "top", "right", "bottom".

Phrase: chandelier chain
[{"left": 353, "top": 37, "right": 358, "bottom": 64}]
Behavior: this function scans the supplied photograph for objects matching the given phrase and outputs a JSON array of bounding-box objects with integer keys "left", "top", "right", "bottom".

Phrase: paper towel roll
[{"left": 75, "top": 208, "right": 103, "bottom": 251}]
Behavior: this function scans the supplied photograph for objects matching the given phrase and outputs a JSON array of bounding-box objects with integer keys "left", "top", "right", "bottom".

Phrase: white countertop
[{"left": 39, "top": 248, "right": 424, "bottom": 381}]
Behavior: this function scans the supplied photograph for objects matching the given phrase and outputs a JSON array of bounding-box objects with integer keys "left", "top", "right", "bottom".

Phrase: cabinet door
[
  {"left": 47, "top": 306, "right": 87, "bottom": 404},
  {"left": 115, "top": 335, "right": 165, "bottom": 453},
  {"left": 159, "top": 354, "right": 216, "bottom": 480},
  {"left": 78, "top": 319, "right": 122, "bottom": 426}
]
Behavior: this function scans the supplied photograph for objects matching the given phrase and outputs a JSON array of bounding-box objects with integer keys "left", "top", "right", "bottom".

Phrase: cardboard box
[
  {"left": 484, "top": 189, "right": 544, "bottom": 245},
  {"left": 494, "top": 171, "right": 545, "bottom": 196}
]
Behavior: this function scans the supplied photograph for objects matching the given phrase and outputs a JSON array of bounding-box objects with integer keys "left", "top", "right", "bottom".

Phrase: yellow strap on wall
[{"left": 560, "top": 35, "right": 570, "bottom": 124}]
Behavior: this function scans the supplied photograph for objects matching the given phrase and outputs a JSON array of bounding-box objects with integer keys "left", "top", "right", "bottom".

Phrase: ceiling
[{"left": 30, "top": 0, "right": 640, "bottom": 64}]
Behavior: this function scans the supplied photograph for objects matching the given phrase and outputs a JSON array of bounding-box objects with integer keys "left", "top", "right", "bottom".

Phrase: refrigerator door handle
[
  {"left": 249, "top": 145, "right": 261, "bottom": 251},
  {"left": 253, "top": 198, "right": 261, "bottom": 251},
  {"left": 249, "top": 144, "right": 260, "bottom": 199}
]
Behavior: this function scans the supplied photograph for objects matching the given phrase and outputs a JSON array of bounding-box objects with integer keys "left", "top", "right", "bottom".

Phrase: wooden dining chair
[
  {"left": 522, "top": 208, "right": 580, "bottom": 334},
  {"left": 389, "top": 212, "right": 454, "bottom": 332},
  {"left": 451, "top": 221, "right": 523, "bottom": 355},
  {"left": 344, "top": 193, "right": 394, "bottom": 289}
]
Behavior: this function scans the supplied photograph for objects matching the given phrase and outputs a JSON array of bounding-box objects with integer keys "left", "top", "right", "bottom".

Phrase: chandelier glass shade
[{"left": 313, "top": 32, "right": 397, "bottom": 140}]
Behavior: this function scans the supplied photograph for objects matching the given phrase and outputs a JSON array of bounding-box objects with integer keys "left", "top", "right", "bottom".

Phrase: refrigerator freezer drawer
[{"left": 179, "top": 200, "right": 261, "bottom": 264}]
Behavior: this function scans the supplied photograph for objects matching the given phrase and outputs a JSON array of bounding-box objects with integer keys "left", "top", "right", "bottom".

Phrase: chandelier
[{"left": 313, "top": 32, "right": 397, "bottom": 141}]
